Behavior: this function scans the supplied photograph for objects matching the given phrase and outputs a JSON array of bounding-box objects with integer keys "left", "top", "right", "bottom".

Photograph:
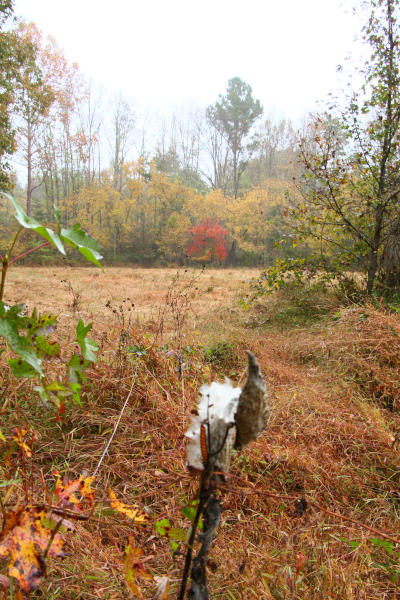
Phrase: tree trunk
[
  {"left": 26, "top": 117, "right": 32, "bottom": 216},
  {"left": 225, "top": 240, "right": 237, "bottom": 267},
  {"left": 367, "top": 250, "right": 378, "bottom": 295}
]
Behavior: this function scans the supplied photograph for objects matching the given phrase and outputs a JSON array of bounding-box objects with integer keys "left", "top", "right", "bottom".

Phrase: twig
[
  {"left": 0, "top": 226, "right": 23, "bottom": 302},
  {"left": 189, "top": 492, "right": 221, "bottom": 599},
  {"left": 49, "top": 507, "right": 91, "bottom": 521},
  {"left": 208, "top": 423, "right": 236, "bottom": 457},
  {"left": 178, "top": 350, "right": 186, "bottom": 426},
  {"left": 179, "top": 421, "right": 234, "bottom": 598},
  {"left": 9, "top": 241, "right": 51, "bottom": 265},
  {"left": 92, "top": 364, "right": 138, "bottom": 477},
  {"left": 142, "top": 362, "right": 171, "bottom": 400},
  {"left": 43, "top": 519, "right": 62, "bottom": 560},
  {"left": 309, "top": 499, "right": 400, "bottom": 546},
  {"left": 0, "top": 492, "right": 6, "bottom": 524}
]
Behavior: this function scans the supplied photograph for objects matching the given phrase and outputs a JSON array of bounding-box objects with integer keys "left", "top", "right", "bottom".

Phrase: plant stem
[
  {"left": 0, "top": 261, "right": 7, "bottom": 303},
  {"left": 178, "top": 473, "right": 207, "bottom": 600},
  {"left": 9, "top": 240, "right": 51, "bottom": 266},
  {"left": 0, "top": 491, "right": 6, "bottom": 524},
  {"left": 0, "top": 227, "right": 23, "bottom": 302},
  {"left": 7, "top": 226, "right": 23, "bottom": 260},
  {"left": 43, "top": 518, "right": 62, "bottom": 560}
]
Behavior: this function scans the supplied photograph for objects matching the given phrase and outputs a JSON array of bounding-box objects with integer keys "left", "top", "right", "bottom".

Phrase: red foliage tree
[{"left": 186, "top": 219, "right": 229, "bottom": 262}]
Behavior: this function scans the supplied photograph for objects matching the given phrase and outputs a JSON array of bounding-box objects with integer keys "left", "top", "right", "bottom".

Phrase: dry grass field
[
  {"left": 4, "top": 266, "right": 258, "bottom": 341},
  {"left": 2, "top": 266, "right": 400, "bottom": 599}
]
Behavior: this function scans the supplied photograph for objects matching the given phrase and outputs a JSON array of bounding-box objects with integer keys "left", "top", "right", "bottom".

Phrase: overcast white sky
[{"left": 13, "top": 0, "right": 362, "bottom": 123}]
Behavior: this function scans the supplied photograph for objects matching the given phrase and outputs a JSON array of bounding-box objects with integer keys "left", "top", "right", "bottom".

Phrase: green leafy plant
[
  {"left": 345, "top": 537, "right": 400, "bottom": 584},
  {"left": 0, "top": 194, "right": 102, "bottom": 407},
  {"left": 155, "top": 517, "right": 187, "bottom": 552},
  {"left": 203, "top": 340, "right": 236, "bottom": 367},
  {"left": 370, "top": 537, "right": 400, "bottom": 583}
]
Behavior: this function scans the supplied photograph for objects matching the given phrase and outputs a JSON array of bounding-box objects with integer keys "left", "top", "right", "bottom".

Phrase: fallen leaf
[
  {"left": 13, "top": 428, "right": 32, "bottom": 458},
  {"left": 0, "top": 506, "right": 65, "bottom": 592},
  {"left": 53, "top": 472, "right": 95, "bottom": 512},
  {"left": 125, "top": 535, "right": 153, "bottom": 599},
  {"left": 109, "top": 489, "right": 149, "bottom": 523}
]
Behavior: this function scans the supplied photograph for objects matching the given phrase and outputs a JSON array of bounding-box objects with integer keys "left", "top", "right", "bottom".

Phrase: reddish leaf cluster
[
  {"left": 53, "top": 471, "right": 95, "bottom": 513},
  {"left": 186, "top": 219, "right": 229, "bottom": 262}
]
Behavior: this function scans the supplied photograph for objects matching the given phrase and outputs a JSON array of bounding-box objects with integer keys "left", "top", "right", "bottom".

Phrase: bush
[
  {"left": 247, "top": 279, "right": 337, "bottom": 329},
  {"left": 203, "top": 340, "right": 236, "bottom": 367}
]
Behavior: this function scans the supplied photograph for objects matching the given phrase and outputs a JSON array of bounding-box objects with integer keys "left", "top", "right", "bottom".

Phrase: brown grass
[
  {"left": 4, "top": 265, "right": 257, "bottom": 327},
  {"left": 1, "top": 267, "right": 400, "bottom": 599}
]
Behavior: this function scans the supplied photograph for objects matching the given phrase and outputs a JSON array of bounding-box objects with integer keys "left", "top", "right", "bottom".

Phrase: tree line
[{"left": 0, "top": 5, "right": 300, "bottom": 267}]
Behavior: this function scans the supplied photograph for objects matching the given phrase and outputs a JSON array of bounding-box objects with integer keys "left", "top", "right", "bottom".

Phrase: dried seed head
[{"left": 234, "top": 351, "right": 269, "bottom": 450}]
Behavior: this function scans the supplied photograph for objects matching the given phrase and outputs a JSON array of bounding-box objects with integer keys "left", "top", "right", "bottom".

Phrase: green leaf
[
  {"left": 8, "top": 358, "right": 37, "bottom": 378},
  {"left": 155, "top": 518, "right": 171, "bottom": 537},
  {"left": 154, "top": 519, "right": 186, "bottom": 541},
  {"left": 34, "top": 314, "right": 57, "bottom": 337},
  {"left": 127, "top": 344, "right": 147, "bottom": 357},
  {"left": 34, "top": 384, "right": 50, "bottom": 404},
  {"left": 61, "top": 224, "right": 103, "bottom": 268},
  {"left": 168, "top": 527, "right": 187, "bottom": 541},
  {"left": 68, "top": 353, "right": 88, "bottom": 404},
  {"left": 76, "top": 319, "right": 98, "bottom": 363},
  {"left": 5, "top": 193, "right": 65, "bottom": 254},
  {"left": 370, "top": 538, "right": 394, "bottom": 555},
  {"left": 34, "top": 383, "right": 64, "bottom": 408},
  {"left": 47, "top": 381, "right": 67, "bottom": 392},
  {"left": 181, "top": 501, "right": 200, "bottom": 523},
  {"left": 0, "top": 314, "right": 43, "bottom": 376},
  {"left": 68, "top": 353, "right": 89, "bottom": 379},
  {"left": 54, "top": 205, "right": 61, "bottom": 229},
  {"left": 35, "top": 336, "right": 60, "bottom": 357},
  {"left": 0, "top": 478, "right": 21, "bottom": 487},
  {"left": 69, "top": 382, "right": 82, "bottom": 405}
]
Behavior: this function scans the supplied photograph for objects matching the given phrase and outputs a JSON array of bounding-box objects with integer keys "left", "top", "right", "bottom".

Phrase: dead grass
[
  {"left": 286, "top": 303, "right": 400, "bottom": 410},
  {"left": 4, "top": 266, "right": 257, "bottom": 331},
  {"left": 1, "top": 267, "right": 400, "bottom": 599}
]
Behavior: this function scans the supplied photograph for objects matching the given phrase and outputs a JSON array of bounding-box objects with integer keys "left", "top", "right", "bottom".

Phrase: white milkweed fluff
[{"left": 185, "top": 379, "right": 241, "bottom": 472}]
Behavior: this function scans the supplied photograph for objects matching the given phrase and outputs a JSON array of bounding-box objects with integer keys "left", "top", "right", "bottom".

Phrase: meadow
[
  {"left": 1, "top": 266, "right": 400, "bottom": 599},
  {"left": 4, "top": 267, "right": 258, "bottom": 333}
]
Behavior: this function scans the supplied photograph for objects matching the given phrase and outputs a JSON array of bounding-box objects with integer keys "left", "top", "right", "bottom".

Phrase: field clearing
[{"left": 4, "top": 266, "right": 259, "bottom": 338}]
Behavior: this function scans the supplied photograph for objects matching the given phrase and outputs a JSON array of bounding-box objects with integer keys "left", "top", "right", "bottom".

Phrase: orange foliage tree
[{"left": 186, "top": 219, "right": 229, "bottom": 262}]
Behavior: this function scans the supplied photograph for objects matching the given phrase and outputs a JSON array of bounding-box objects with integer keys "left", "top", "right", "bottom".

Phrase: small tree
[
  {"left": 292, "top": 0, "right": 400, "bottom": 294},
  {"left": 0, "top": 2, "right": 26, "bottom": 191},
  {"left": 14, "top": 23, "right": 55, "bottom": 216},
  {"left": 207, "top": 77, "right": 263, "bottom": 198},
  {"left": 186, "top": 219, "right": 229, "bottom": 263}
]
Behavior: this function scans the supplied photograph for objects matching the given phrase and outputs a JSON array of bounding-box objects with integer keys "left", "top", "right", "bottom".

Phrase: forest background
[{"left": 0, "top": 4, "right": 305, "bottom": 268}]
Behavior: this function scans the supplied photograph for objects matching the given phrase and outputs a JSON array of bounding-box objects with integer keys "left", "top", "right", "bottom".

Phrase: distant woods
[{"left": 0, "top": 7, "right": 300, "bottom": 267}]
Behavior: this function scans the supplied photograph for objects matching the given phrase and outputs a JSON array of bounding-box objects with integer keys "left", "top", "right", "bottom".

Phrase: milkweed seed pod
[
  {"left": 234, "top": 351, "right": 269, "bottom": 450},
  {"left": 185, "top": 380, "right": 241, "bottom": 474},
  {"left": 185, "top": 353, "right": 269, "bottom": 475}
]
